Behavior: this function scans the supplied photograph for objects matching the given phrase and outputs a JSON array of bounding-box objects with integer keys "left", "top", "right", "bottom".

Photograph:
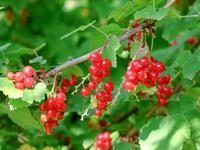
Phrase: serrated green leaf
[
  {"left": 22, "top": 89, "right": 35, "bottom": 104},
  {"left": 33, "top": 82, "right": 47, "bottom": 102},
  {"left": 134, "top": 6, "right": 169, "bottom": 20},
  {"left": 61, "top": 20, "right": 96, "bottom": 39},
  {"left": 139, "top": 115, "right": 190, "bottom": 150},
  {"left": 8, "top": 107, "right": 41, "bottom": 130},
  {"left": 172, "top": 51, "right": 192, "bottom": 68},
  {"left": 108, "top": 1, "right": 136, "bottom": 22},
  {"left": 182, "top": 47, "right": 200, "bottom": 80},
  {"left": 8, "top": 99, "right": 30, "bottom": 109},
  {"left": 113, "top": 141, "right": 132, "bottom": 150},
  {"left": 103, "top": 36, "right": 121, "bottom": 67},
  {"left": 0, "top": 78, "right": 23, "bottom": 99}
]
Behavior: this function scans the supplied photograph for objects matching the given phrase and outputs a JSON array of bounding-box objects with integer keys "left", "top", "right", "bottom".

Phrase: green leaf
[
  {"left": 29, "top": 56, "right": 47, "bottom": 65},
  {"left": 63, "top": 65, "right": 84, "bottom": 77},
  {"left": 21, "top": 82, "right": 47, "bottom": 104},
  {"left": 33, "top": 82, "right": 47, "bottom": 102},
  {"left": 113, "top": 141, "right": 132, "bottom": 150},
  {"left": 0, "top": 78, "right": 23, "bottom": 99},
  {"left": 172, "top": 51, "right": 192, "bottom": 68},
  {"left": 139, "top": 115, "right": 190, "bottom": 150},
  {"left": 134, "top": 6, "right": 169, "bottom": 20},
  {"left": 60, "top": 20, "right": 96, "bottom": 39},
  {"left": 8, "top": 99, "right": 30, "bottom": 109},
  {"left": 8, "top": 107, "right": 41, "bottom": 130},
  {"left": 103, "top": 36, "right": 121, "bottom": 67},
  {"left": 111, "top": 131, "right": 120, "bottom": 142},
  {"left": 0, "top": 43, "right": 11, "bottom": 52},
  {"left": 182, "top": 47, "right": 200, "bottom": 80},
  {"left": 108, "top": 1, "right": 136, "bottom": 22}
]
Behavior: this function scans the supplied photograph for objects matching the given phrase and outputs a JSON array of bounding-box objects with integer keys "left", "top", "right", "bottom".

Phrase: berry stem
[
  {"left": 89, "top": 24, "right": 108, "bottom": 38},
  {"left": 112, "top": 78, "right": 124, "bottom": 105},
  {"left": 71, "top": 73, "right": 90, "bottom": 95},
  {"left": 49, "top": 73, "right": 58, "bottom": 97},
  {"left": 80, "top": 101, "right": 93, "bottom": 121}
]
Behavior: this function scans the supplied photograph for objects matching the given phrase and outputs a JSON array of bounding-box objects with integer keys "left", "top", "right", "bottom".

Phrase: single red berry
[
  {"left": 137, "top": 70, "right": 148, "bottom": 81},
  {"left": 46, "top": 109, "right": 57, "bottom": 117},
  {"left": 22, "top": 66, "right": 35, "bottom": 77},
  {"left": 102, "top": 132, "right": 111, "bottom": 141},
  {"left": 95, "top": 91, "right": 105, "bottom": 101},
  {"left": 155, "top": 62, "right": 165, "bottom": 73},
  {"left": 56, "top": 92, "right": 66, "bottom": 102},
  {"left": 39, "top": 103, "right": 46, "bottom": 111},
  {"left": 140, "top": 56, "right": 150, "bottom": 68},
  {"left": 101, "top": 59, "right": 111, "bottom": 70},
  {"left": 164, "top": 74, "right": 171, "bottom": 84},
  {"left": 7, "top": 72, "right": 15, "bottom": 80},
  {"left": 46, "top": 98, "right": 57, "bottom": 108},
  {"left": 96, "top": 140, "right": 104, "bottom": 148},
  {"left": 99, "top": 120, "right": 107, "bottom": 126},
  {"left": 159, "top": 97, "right": 168, "bottom": 106},
  {"left": 170, "top": 40, "right": 177, "bottom": 46},
  {"left": 89, "top": 52, "right": 102, "bottom": 64},
  {"left": 122, "top": 81, "right": 135, "bottom": 91},
  {"left": 132, "top": 60, "right": 143, "bottom": 71},
  {"left": 15, "top": 72, "right": 24, "bottom": 82},
  {"left": 89, "top": 64, "right": 102, "bottom": 76},
  {"left": 104, "top": 141, "right": 112, "bottom": 149},
  {"left": 125, "top": 70, "right": 137, "bottom": 81},
  {"left": 40, "top": 114, "right": 48, "bottom": 122},
  {"left": 88, "top": 121, "right": 93, "bottom": 128},
  {"left": 187, "top": 36, "right": 197, "bottom": 45},
  {"left": 104, "top": 92, "right": 112, "bottom": 102},
  {"left": 157, "top": 76, "right": 165, "bottom": 85},
  {"left": 102, "top": 69, "right": 110, "bottom": 78},
  {"left": 87, "top": 81, "right": 97, "bottom": 90},
  {"left": 97, "top": 101, "right": 107, "bottom": 110},
  {"left": 23, "top": 77, "right": 35, "bottom": 88},
  {"left": 94, "top": 109, "right": 102, "bottom": 117},
  {"left": 163, "top": 86, "right": 173, "bottom": 96},
  {"left": 14, "top": 82, "right": 24, "bottom": 90},
  {"left": 92, "top": 76, "right": 102, "bottom": 83},
  {"left": 104, "top": 81, "right": 114, "bottom": 92},
  {"left": 80, "top": 87, "right": 91, "bottom": 96}
]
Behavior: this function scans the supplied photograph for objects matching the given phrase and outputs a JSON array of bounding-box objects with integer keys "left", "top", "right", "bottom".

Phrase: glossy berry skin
[
  {"left": 122, "top": 81, "right": 135, "bottom": 91},
  {"left": 187, "top": 36, "right": 197, "bottom": 45},
  {"left": 40, "top": 114, "right": 48, "bottom": 122},
  {"left": 22, "top": 66, "right": 35, "bottom": 77},
  {"left": 89, "top": 52, "right": 102, "bottom": 64},
  {"left": 56, "top": 92, "right": 66, "bottom": 102},
  {"left": 23, "top": 77, "right": 35, "bottom": 88},
  {"left": 104, "top": 81, "right": 114, "bottom": 92},
  {"left": 159, "top": 97, "right": 168, "bottom": 106},
  {"left": 101, "top": 59, "right": 111, "bottom": 70},
  {"left": 14, "top": 82, "right": 24, "bottom": 90},
  {"left": 89, "top": 65, "right": 102, "bottom": 76},
  {"left": 15, "top": 72, "right": 24, "bottom": 82},
  {"left": 80, "top": 87, "right": 91, "bottom": 96},
  {"left": 87, "top": 81, "right": 97, "bottom": 90},
  {"left": 7, "top": 72, "right": 15, "bottom": 80},
  {"left": 94, "top": 109, "right": 102, "bottom": 117}
]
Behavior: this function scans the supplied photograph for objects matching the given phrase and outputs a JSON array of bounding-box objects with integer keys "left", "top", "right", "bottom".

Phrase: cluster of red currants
[
  {"left": 7, "top": 66, "right": 35, "bottom": 90},
  {"left": 39, "top": 92, "right": 66, "bottom": 134},
  {"left": 122, "top": 56, "right": 173, "bottom": 106},
  {"left": 80, "top": 52, "right": 112, "bottom": 96},
  {"left": 58, "top": 74, "right": 77, "bottom": 93},
  {"left": 95, "top": 131, "right": 112, "bottom": 150},
  {"left": 94, "top": 81, "right": 114, "bottom": 117},
  {"left": 124, "top": 20, "right": 141, "bottom": 51}
]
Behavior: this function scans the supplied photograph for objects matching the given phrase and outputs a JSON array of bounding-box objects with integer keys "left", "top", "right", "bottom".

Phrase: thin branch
[
  {"left": 45, "top": 22, "right": 152, "bottom": 77},
  {"left": 164, "top": 0, "right": 176, "bottom": 8}
]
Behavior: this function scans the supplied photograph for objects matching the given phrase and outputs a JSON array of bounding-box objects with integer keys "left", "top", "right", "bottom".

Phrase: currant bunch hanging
[
  {"left": 122, "top": 56, "right": 173, "bottom": 106},
  {"left": 7, "top": 66, "right": 35, "bottom": 90},
  {"left": 95, "top": 131, "right": 112, "bottom": 150},
  {"left": 39, "top": 92, "right": 66, "bottom": 135}
]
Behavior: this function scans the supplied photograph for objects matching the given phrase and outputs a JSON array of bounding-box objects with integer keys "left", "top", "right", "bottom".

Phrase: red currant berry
[
  {"left": 155, "top": 62, "right": 165, "bottom": 73},
  {"left": 80, "top": 87, "right": 91, "bottom": 96},
  {"left": 89, "top": 65, "right": 102, "bottom": 76},
  {"left": 40, "top": 114, "right": 48, "bottom": 122},
  {"left": 92, "top": 76, "right": 102, "bottom": 83},
  {"left": 104, "top": 81, "right": 114, "bottom": 92},
  {"left": 96, "top": 140, "right": 104, "bottom": 148},
  {"left": 39, "top": 103, "right": 46, "bottom": 111},
  {"left": 22, "top": 66, "right": 35, "bottom": 77},
  {"left": 104, "top": 92, "right": 112, "bottom": 102},
  {"left": 101, "top": 59, "right": 111, "bottom": 70},
  {"left": 15, "top": 72, "right": 24, "bottom": 82},
  {"left": 87, "top": 81, "right": 97, "bottom": 90},
  {"left": 94, "top": 109, "right": 102, "bottom": 117},
  {"left": 159, "top": 97, "right": 168, "bottom": 106},
  {"left": 23, "top": 77, "right": 35, "bottom": 88},
  {"left": 56, "top": 92, "right": 66, "bottom": 102},
  {"left": 137, "top": 70, "right": 147, "bottom": 81},
  {"left": 14, "top": 82, "right": 24, "bottom": 90},
  {"left": 140, "top": 56, "right": 150, "bottom": 68},
  {"left": 102, "top": 70, "right": 110, "bottom": 78},
  {"left": 187, "top": 36, "right": 197, "bottom": 45},
  {"left": 103, "top": 132, "right": 111, "bottom": 141},
  {"left": 46, "top": 109, "right": 57, "bottom": 117},
  {"left": 132, "top": 60, "right": 143, "bottom": 71},
  {"left": 7, "top": 72, "right": 15, "bottom": 80},
  {"left": 89, "top": 52, "right": 102, "bottom": 64},
  {"left": 95, "top": 91, "right": 105, "bottom": 101},
  {"left": 122, "top": 81, "right": 135, "bottom": 91},
  {"left": 97, "top": 101, "right": 107, "bottom": 110},
  {"left": 164, "top": 74, "right": 171, "bottom": 84},
  {"left": 163, "top": 87, "right": 173, "bottom": 96},
  {"left": 99, "top": 120, "right": 107, "bottom": 126},
  {"left": 125, "top": 70, "right": 137, "bottom": 81},
  {"left": 46, "top": 98, "right": 57, "bottom": 108}
]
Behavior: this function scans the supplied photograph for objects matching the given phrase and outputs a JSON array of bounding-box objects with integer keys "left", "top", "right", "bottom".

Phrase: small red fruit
[
  {"left": 7, "top": 72, "right": 15, "bottom": 80},
  {"left": 15, "top": 72, "right": 24, "bottom": 82},
  {"left": 14, "top": 82, "right": 24, "bottom": 90},
  {"left": 89, "top": 52, "right": 102, "bottom": 64},
  {"left": 22, "top": 66, "right": 35, "bottom": 77},
  {"left": 104, "top": 82, "right": 114, "bottom": 92},
  {"left": 23, "top": 77, "right": 35, "bottom": 88},
  {"left": 80, "top": 87, "right": 91, "bottom": 96}
]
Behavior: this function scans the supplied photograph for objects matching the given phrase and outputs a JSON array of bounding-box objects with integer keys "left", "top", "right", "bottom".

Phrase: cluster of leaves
[{"left": 0, "top": 0, "right": 200, "bottom": 150}]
